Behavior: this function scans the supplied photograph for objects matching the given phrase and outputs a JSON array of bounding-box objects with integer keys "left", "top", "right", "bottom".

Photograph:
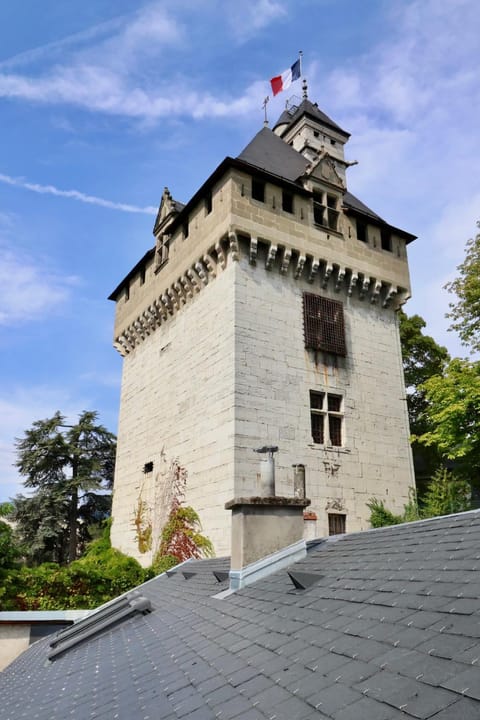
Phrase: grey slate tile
[
  {"left": 334, "top": 696, "right": 408, "bottom": 720},
  {"left": 305, "top": 682, "right": 362, "bottom": 715},
  {"left": 441, "top": 667, "right": 480, "bottom": 700}
]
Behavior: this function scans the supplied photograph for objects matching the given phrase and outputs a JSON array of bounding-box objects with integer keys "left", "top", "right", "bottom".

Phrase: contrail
[{"left": 0, "top": 173, "right": 156, "bottom": 215}]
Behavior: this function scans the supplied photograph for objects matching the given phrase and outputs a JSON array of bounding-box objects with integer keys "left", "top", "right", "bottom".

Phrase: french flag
[{"left": 270, "top": 58, "right": 301, "bottom": 96}]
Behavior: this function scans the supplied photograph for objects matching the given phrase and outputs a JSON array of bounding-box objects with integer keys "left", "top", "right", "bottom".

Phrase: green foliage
[
  {"left": 399, "top": 311, "right": 450, "bottom": 489},
  {"left": 13, "top": 410, "right": 116, "bottom": 564},
  {"left": 0, "top": 522, "right": 148, "bottom": 610},
  {"left": 445, "top": 221, "right": 480, "bottom": 354},
  {"left": 133, "top": 498, "right": 152, "bottom": 554},
  {"left": 415, "top": 358, "right": 480, "bottom": 480},
  {"left": 366, "top": 498, "right": 403, "bottom": 528},
  {"left": 421, "top": 468, "right": 471, "bottom": 518},
  {"left": 151, "top": 553, "right": 178, "bottom": 575},
  {"left": 0, "top": 502, "right": 14, "bottom": 517},
  {"left": 368, "top": 472, "right": 471, "bottom": 529},
  {"left": 0, "top": 521, "right": 20, "bottom": 569}
]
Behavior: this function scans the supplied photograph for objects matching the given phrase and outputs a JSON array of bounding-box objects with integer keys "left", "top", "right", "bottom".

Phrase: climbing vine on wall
[
  {"left": 154, "top": 459, "right": 214, "bottom": 565},
  {"left": 133, "top": 496, "right": 152, "bottom": 554}
]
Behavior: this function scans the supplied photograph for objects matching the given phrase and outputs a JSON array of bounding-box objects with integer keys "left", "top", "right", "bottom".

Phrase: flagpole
[{"left": 299, "top": 50, "right": 303, "bottom": 77}]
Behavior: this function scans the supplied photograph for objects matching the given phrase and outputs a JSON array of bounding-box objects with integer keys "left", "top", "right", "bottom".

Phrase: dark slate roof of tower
[
  {"left": 3, "top": 511, "right": 480, "bottom": 719},
  {"left": 238, "top": 127, "right": 309, "bottom": 183},
  {"left": 273, "top": 99, "right": 350, "bottom": 139}
]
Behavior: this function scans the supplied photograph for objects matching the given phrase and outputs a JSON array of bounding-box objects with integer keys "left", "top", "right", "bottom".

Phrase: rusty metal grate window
[
  {"left": 310, "top": 391, "right": 343, "bottom": 446},
  {"left": 303, "top": 293, "right": 346, "bottom": 355},
  {"left": 328, "top": 514, "right": 346, "bottom": 535}
]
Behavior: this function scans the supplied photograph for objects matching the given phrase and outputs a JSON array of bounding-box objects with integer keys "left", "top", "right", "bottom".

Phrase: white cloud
[
  {"left": 0, "top": 173, "right": 157, "bottom": 214},
  {"left": 0, "top": 239, "right": 78, "bottom": 326},
  {"left": 227, "top": 0, "right": 287, "bottom": 41}
]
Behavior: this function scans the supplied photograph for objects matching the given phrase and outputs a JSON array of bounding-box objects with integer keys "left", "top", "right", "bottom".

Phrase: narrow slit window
[
  {"left": 303, "top": 293, "right": 346, "bottom": 356},
  {"left": 282, "top": 190, "right": 294, "bottom": 214},
  {"left": 381, "top": 228, "right": 392, "bottom": 251},
  {"left": 205, "top": 191, "right": 213, "bottom": 215},
  {"left": 356, "top": 219, "right": 367, "bottom": 242}
]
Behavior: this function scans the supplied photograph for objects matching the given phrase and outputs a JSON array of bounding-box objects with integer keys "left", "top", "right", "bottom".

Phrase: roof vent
[
  {"left": 287, "top": 571, "right": 323, "bottom": 591},
  {"left": 213, "top": 571, "right": 229, "bottom": 583},
  {"left": 48, "top": 593, "right": 152, "bottom": 661},
  {"left": 182, "top": 571, "right": 197, "bottom": 580}
]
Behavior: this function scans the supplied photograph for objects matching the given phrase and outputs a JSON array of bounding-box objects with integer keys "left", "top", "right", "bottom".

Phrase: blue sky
[{"left": 1, "top": 0, "right": 479, "bottom": 500}]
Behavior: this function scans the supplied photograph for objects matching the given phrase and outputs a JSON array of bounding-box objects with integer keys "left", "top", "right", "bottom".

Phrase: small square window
[
  {"left": 328, "top": 514, "right": 346, "bottom": 535},
  {"left": 252, "top": 178, "right": 265, "bottom": 202},
  {"left": 303, "top": 293, "right": 346, "bottom": 356}
]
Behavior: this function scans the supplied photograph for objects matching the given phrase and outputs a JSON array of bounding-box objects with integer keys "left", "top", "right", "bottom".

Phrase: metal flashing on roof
[
  {"left": 48, "top": 593, "right": 152, "bottom": 662},
  {"left": 229, "top": 538, "right": 307, "bottom": 590}
]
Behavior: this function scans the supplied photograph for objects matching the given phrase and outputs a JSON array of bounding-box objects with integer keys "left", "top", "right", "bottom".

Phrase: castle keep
[{"left": 109, "top": 89, "right": 416, "bottom": 564}]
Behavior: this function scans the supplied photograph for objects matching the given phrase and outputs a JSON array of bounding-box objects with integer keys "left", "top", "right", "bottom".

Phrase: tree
[
  {"left": 415, "top": 358, "right": 480, "bottom": 485},
  {"left": 421, "top": 468, "right": 471, "bottom": 518},
  {"left": 13, "top": 411, "right": 116, "bottom": 564},
  {"left": 445, "top": 221, "right": 480, "bottom": 354},
  {"left": 398, "top": 311, "right": 450, "bottom": 490}
]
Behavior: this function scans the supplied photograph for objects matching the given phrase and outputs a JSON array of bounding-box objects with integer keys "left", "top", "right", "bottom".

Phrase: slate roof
[
  {"left": 273, "top": 99, "right": 350, "bottom": 139},
  {"left": 3, "top": 511, "right": 480, "bottom": 719}
]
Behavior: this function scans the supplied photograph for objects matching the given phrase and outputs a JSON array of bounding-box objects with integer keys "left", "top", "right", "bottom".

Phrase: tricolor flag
[{"left": 270, "top": 58, "right": 301, "bottom": 96}]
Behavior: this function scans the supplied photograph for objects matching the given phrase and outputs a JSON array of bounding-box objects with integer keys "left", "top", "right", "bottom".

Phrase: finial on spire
[
  {"left": 262, "top": 96, "right": 269, "bottom": 127},
  {"left": 302, "top": 78, "right": 308, "bottom": 100}
]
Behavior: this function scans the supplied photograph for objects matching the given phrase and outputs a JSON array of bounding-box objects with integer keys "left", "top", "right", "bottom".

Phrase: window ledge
[{"left": 308, "top": 444, "right": 351, "bottom": 454}]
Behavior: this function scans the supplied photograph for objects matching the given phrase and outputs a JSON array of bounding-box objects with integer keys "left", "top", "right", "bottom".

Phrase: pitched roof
[
  {"left": 238, "top": 127, "right": 309, "bottom": 183},
  {"left": 2, "top": 511, "right": 480, "bottom": 719}
]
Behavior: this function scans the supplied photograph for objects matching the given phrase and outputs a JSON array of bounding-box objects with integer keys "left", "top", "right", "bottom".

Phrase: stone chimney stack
[{"left": 225, "top": 448, "right": 310, "bottom": 588}]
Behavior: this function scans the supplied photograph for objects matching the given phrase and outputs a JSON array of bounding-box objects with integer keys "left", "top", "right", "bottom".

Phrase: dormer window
[
  {"left": 313, "top": 190, "right": 339, "bottom": 231},
  {"left": 155, "top": 234, "right": 169, "bottom": 269},
  {"left": 252, "top": 178, "right": 265, "bottom": 202}
]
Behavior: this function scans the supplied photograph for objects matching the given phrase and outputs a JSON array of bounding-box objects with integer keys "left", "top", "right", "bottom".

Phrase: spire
[{"left": 302, "top": 78, "right": 308, "bottom": 100}]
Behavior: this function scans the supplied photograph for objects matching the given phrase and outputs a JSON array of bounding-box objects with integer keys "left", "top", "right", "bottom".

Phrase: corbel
[
  {"left": 186, "top": 268, "right": 201, "bottom": 293},
  {"left": 265, "top": 242, "right": 277, "bottom": 270},
  {"left": 228, "top": 231, "right": 239, "bottom": 262},
  {"left": 322, "top": 262, "right": 333, "bottom": 289},
  {"left": 347, "top": 272, "right": 358, "bottom": 297},
  {"left": 174, "top": 281, "right": 187, "bottom": 304},
  {"left": 280, "top": 248, "right": 292, "bottom": 275},
  {"left": 195, "top": 261, "right": 209, "bottom": 285},
  {"left": 359, "top": 276, "right": 371, "bottom": 299},
  {"left": 203, "top": 254, "right": 217, "bottom": 277},
  {"left": 308, "top": 258, "right": 320, "bottom": 283},
  {"left": 249, "top": 237, "right": 258, "bottom": 265},
  {"left": 371, "top": 280, "right": 382, "bottom": 304},
  {"left": 335, "top": 267, "right": 346, "bottom": 292},
  {"left": 161, "top": 293, "right": 174, "bottom": 314},
  {"left": 295, "top": 254, "right": 306, "bottom": 279},
  {"left": 180, "top": 275, "right": 194, "bottom": 299},
  {"left": 215, "top": 241, "right": 226, "bottom": 269},
  {"left": 383, "top": 284, "right": 398, "bottom": 308}
]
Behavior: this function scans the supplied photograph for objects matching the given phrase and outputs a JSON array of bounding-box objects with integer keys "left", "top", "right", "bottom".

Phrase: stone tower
[{"left": 109, "top": 94, "right": 416, "bottom": 564}]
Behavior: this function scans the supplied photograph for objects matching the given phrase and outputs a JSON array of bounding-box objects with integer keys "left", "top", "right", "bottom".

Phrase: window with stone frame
[
  {"left": 309, "top": 390, "right": 344, "bottom": 447},
  {"left": 155, "top": 234, "right": 170, "bottom": 269},
  {"left": 328, "top": 513, "right": 346, "bottom": 535},
  {"left": 313, "top": 190, "right": 339, "bottom": 231},
  {"left": 303, "top": 293, "right": 346, "bottom": 356}
]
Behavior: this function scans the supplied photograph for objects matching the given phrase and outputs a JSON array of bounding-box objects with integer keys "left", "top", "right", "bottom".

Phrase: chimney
[{"left": 225, "top": 448, "right": 310, "bottom": 589}]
